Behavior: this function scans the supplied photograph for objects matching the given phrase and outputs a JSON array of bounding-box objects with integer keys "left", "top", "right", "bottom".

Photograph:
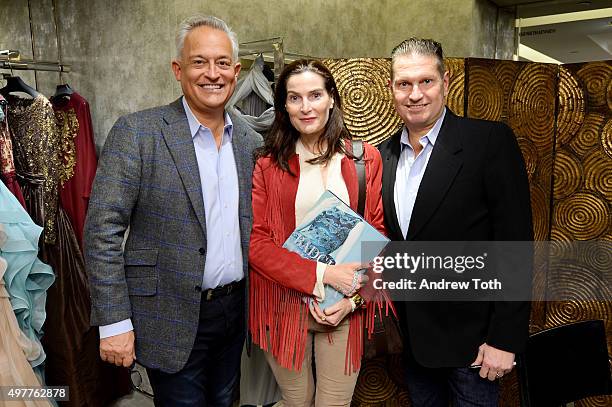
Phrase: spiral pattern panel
[
  {"left": 553, "top": 192, "right": 609, "bottom": 240},
  {"left": 445, "top": 58, "right": 465, "bottom": 117},
  {"left": 576, "top": 62, "right": 612, "bottom": 108},
  {"left": 557, "top": 66, "right": 585, "bottom": 147},
  {"left": 569, "top": 113, "right": 605, "bottom": 157},
  {"left": 352, "top": 358, "right": 396, "bottom": 404},
  {"left": 509, "top": 64, "right": 556, "bottom": 148},
  {"left": 584, "top": 149, "right": 612, "bottom": 201},
  {"left": 467, "top": 65, "right": 503, "bottom": 121},
  {"left": 552, "top": 148, "right": 582, "bottom": 200},
  {"left": 601, "top": 118, "right": 612, "bottom": 159},
  {"left": 323, "top": 59, "right": 401, "bottom": 145}
]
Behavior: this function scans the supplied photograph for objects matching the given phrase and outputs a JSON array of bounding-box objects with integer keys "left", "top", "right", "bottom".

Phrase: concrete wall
[{"left": 0, "top": 0, "right": 515, "bottom": 150}]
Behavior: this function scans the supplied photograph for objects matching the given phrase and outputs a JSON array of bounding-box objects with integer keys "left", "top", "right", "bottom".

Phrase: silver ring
[{"left": 495, "top": 372, "right": 502, "bottom": 378}]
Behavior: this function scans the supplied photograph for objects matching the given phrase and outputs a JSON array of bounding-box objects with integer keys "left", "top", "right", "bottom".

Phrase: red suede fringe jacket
[{"left": 249, "top": 140, "right": 391, "bottom": 373}]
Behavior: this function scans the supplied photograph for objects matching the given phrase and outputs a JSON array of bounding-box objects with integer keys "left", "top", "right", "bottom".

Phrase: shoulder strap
[{"left": 351, "top": 140, "right": 366, "bottom": 216}]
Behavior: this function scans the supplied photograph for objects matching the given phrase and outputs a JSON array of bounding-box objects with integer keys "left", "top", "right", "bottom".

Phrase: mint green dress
[{"left": 0, "top": 180, "right": 55, "bottom": 368}]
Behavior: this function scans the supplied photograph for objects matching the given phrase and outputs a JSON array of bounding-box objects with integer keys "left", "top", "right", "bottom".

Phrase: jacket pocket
[{"left": 124, "top": 249, "right": 158, "bottom": 296}]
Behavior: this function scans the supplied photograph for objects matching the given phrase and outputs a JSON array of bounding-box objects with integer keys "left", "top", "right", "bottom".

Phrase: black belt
[{"left": 202, "top": 279, "right": 244, "bottom": 301}]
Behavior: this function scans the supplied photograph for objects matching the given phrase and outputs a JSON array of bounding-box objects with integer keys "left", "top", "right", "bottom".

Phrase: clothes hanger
[
  {"left": 52, "top": 83, "right": 74, "bottom": 99},
  {"left": 0, "top": 74, "right": 41, "bottom": 98}
]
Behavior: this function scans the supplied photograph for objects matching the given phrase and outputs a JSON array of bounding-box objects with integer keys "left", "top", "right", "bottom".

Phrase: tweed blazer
[{"left": 84, "top": 98, "right": 263, "bottom": 373}]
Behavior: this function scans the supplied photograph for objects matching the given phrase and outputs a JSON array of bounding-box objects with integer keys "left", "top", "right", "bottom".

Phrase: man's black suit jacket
[{"left": 378, "top": 109, "right": 533, "bottom": 368}]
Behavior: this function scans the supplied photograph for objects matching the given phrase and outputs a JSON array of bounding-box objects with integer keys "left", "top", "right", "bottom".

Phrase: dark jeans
[
  {"left": 404, "top": 354, "right": 499, "bottom": 407},
  {"left": 147, "top": 288, "right": 245, "bottom": 407}
]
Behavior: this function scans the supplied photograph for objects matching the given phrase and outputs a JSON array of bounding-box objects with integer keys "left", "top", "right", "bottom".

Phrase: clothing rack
[
  {"left": 239, "top": 37, "right": 317, "bottom": 79},
  {"left": 0, "top": 51, "right": 71, "bottom": 73}
]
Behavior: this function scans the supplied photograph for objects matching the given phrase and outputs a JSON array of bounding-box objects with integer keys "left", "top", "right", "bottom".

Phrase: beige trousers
[{"left": 264, "top": 314, "right": 359, "bottom": 407}]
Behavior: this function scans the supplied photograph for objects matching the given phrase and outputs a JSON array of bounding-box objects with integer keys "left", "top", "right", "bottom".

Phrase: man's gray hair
[
  {"left": 391, "top": 38, "right": 445, "bottom": 78},
  {"left": 175, "top": 15, "right": 239, "bottom": 62}
]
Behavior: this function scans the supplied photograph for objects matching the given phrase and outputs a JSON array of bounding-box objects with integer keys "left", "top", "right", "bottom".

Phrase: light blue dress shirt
[
  {"left": 182, "top": 97, "right": 243, "bottom": 289},
  {"left": 99, "top": 98, "right": 243, "bottom": 339},
  {"left": 394, "top": 108, "right": 446, "bottom": 238}
]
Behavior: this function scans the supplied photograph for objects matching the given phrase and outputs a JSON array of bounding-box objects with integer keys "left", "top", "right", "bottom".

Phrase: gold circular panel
[
  {"left": 323, "top": 59, "right": 402, "bottom": 145},
  {"left": 575, "top": 395, "right": 612, "bottom": 406},
  {"left": 547, "top": 300, "right": 610, "bottom": 327},
  {"left": 468, "top": 65, "right": 503, "bottom": 121},
  {"left": 607, "top": 78, "right": 612, "bottom": 111},
  {"left": 509, "top": 64, "right": 556, "bottom": 149},
  {"left": 352, "top": 358, "right": 396, "bottom": 404},
  {"left": 557, "top": 66, "right": 585, "bottom": 147},
  {"left": 570, "top": 113, "right": 606, "bottom": 157},
  {"left": 584, "top": 148, "right": 612, "bottom": 201},
  {"left": 578, "top": 241, "right": 612, "bottom": 276},
  {"left": 492, "top": 61, "right": 520, "bottom": 96},
  {"left": 445, "top": 58, "right": 465, "bottom": 117},
  {"left": 576, "top": 62, "right": 612, "bottom": 108},
  {"left": 552, "top": 148, "right": 582, "bottom": 200},
  {"left": 601, "top": 118, "right": 612, "bottom": 159},
  {"left": 553, "top": 192, "right": 609, "bottom": 240},
  {"left": 530, "top": 184, "right": 549, "bottom": 241}
]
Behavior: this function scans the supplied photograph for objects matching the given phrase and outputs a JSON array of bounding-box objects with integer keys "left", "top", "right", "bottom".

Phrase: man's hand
[
  {"left": 100, "top": 330, "right": 136, "bottom": 367},
  {"left": 471, "top": 343, "right": 515, "bottom": 381}
]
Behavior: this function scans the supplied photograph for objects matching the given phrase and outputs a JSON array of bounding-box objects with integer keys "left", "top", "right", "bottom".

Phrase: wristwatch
[{"left": 349, "top": 293, "right": 365, "bottom": 312}]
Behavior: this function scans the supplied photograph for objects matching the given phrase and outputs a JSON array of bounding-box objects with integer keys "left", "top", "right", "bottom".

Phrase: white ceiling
[
  {"left": 491, "top": 0, "right": 612, "bottom": 63},
  {"left": 519, "top": 16, "right": 611, "bottom": 63}
]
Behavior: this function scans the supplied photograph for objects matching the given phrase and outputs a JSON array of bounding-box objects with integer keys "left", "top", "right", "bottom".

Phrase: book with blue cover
[{"left": 283, "top": 190, "right": 389, "bottom": 310}]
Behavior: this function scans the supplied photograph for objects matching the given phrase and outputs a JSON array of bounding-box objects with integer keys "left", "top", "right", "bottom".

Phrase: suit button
[
  {"left": 195, "top": 285, "right": 202, "bottom": 292},
  {"left": 198, "top": 248, "right": 205, "bottom": 255}
]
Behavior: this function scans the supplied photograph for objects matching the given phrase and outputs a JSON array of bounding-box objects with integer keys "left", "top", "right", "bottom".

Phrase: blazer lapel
[
  {"left": 161, "top": 98, "right": 207, "bottom": 233},
  {"left": 407, "top": 110, "right": 463, "bottom": 239},
  {"left": 229, "top": 112, "right": 252, "bottom": 237},
  {"left": 381, "top": 129, "right": 404, "bottom": 240}
]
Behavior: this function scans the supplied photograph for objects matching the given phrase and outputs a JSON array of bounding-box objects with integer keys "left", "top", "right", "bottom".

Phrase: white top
[{"left": 295, "top": 139, "right": 349, "bottom": 301}]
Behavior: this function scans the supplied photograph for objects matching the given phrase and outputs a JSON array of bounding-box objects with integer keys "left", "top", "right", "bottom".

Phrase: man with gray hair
[
  {"left": 379, "top": 38, "right": 532, "bottom": 406},
  {"left": 84, "top": 14, "right": 262, "bottom": 406}
]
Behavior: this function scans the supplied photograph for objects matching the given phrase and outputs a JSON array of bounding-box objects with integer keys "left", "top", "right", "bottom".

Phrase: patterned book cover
[{"left": 283, "top": 190, "right": 389, "bottom": 310}]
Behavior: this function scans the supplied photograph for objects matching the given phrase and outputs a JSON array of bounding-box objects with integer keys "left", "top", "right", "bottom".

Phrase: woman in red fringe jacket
[{"left": 249, "top": 59, "right": 389, "bottom": 406}]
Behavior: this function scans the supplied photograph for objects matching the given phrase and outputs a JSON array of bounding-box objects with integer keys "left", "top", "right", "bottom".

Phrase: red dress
[
  {"left": 52, "top": 92, "right": 98, "bottom": 251},
  {"left": 249, "top": 140, "right": 392, "bottom": 373}
]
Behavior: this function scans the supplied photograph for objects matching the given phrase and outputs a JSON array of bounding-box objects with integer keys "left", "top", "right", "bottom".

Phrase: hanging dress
[
  {"left": 0, "top": 223, "right": 53, "bottom": 407},
  {"left": 227, "top": 55, "right": 275, "bottom": 132},
  {"left": 0, "top": 180, "right": 55, "bottom": 374},
  {"left": 51, "top": 92, "right": 98, "bottom": 251},
  {"left": 0, "top": 94, "right": 27, "bottom": 208},
  {"left": 7, "top": 94, "right": 129, "bottom": 406}
]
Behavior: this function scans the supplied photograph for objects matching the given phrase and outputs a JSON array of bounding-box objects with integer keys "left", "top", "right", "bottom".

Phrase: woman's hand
[
  {"left": 309, "top": 299, "right": 353, "bottom": 327},
  {"left": 323, "top": 262, "right": 368, "bottom": 297},
  {"left": 309, "top": 301, "right": 330, "bottom": 325}
]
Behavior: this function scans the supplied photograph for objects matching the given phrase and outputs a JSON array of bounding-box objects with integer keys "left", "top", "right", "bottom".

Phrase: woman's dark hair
[{"left": 257, "top": 59, "right": 352, "bottom": 174}]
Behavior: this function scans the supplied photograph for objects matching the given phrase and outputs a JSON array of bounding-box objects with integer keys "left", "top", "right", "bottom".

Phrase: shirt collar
[
  {"left": 400, "top": 107, "right": 446, "bottom": 149},
  {"left": 181, "top": 96, "right": 233, "bottom": 140}
]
